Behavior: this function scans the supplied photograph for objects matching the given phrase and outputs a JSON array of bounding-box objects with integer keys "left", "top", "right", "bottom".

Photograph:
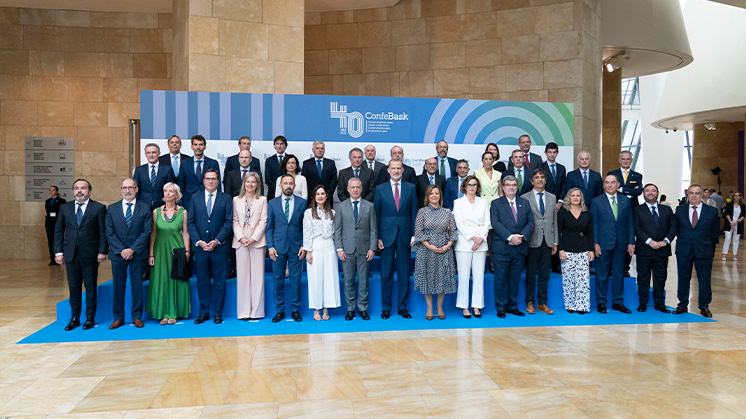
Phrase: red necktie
[
  {"left": 692, "top": 205, "right": 698, "bottom": 228},
  {"left": 394, "top": 183, "right": 400, "bottom": 211},
  {"left": 241, "top": 169, "right": 247, "bottom": 181},
  {"left": 524, "top": 154, "right": 530, "bottom": 169}
]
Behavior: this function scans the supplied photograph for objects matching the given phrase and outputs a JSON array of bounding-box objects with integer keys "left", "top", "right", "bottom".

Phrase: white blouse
[{"left": 302, "top": 208, "right": 335, "bottom": 251}]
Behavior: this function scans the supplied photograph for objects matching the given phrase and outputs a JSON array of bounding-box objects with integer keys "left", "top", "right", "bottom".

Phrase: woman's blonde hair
[
  {"left": 562, "top": 187, "right": 587, "bottom": 212},
  {"left": 238, "top": 171, "right": 262, "bottom": 200},
  {"left": 162, "top": 182, "right": 182, "bottom": 201}
]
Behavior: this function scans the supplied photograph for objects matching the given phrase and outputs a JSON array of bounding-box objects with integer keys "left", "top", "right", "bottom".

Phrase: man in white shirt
[{"left": 158, "top": 135, "right": 190, "bottom": 178}]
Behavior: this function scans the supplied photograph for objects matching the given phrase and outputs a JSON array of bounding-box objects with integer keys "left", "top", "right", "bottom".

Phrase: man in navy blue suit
[
  {"left": 423, "top": 140, "right": 458, "bottom": 179},
  {"left": 609, "top": 151, "right": 644, "bottom": 277},
  {"left": 264, "top": 135, "right": 288, "bottom": 200},
  {"left": 223, "top": 135, "right": 261, "bottom": 182},
  {"left": 179, "top": 134, "right": 220, "bottom": 206},
  {"left": 590, "top": 174, "right": 635, "bottom": 314},
  {"left": 374, "top": 160, "right": 418, "bottom": 319},
  {"left": 158, "top": 135, "right": 190, "bottom": 178},
  {"left": 134, "top": 143, "right": 175, "bottom": 209},
  {"left": 301, "top": 140, "right": 337, "bottom": 205},
  {"left": 504, "top": 150, "right": 534, "bottom": 196},
  {"left": 541, "top": 142, "right": 567, "bottom": 208},
  {"left": 267, "top": 174, "right": 307, "bottom": 322},
  {"left": 507, "top": 134, "right": 543, "bottom": 172},
  {"left": 377, "top": 145, "right": 417, "bottom": 185},
  {"left": 415, "top": 158, "right": 446, "bottom": 209},
  {"left": 105, "top": 178, "right": 152, "bottom": 329},
  {"left": 490, "top": 175, "right": 534, "bottom": 318},
  {"left": 443, "top": 159, "right": 469, "bottom": 210},
  {"left": 566, "top": 151, "right": 603, "bottom": 205},
  {"left": 673, "top": 184, "right": 720, "bottom": 318},
  {"left": 187, "top": 169, "right": 233, "bottom": 325}
]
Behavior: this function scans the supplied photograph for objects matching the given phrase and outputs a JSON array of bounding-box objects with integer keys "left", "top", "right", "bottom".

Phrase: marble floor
[{"left": 0, "top": 247, "right": 745, "bottom": 418}]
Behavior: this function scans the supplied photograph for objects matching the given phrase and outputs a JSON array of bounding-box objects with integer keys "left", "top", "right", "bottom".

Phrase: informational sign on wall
[{"left": 24, "top": 137, "right": 75, "bottom": 202}]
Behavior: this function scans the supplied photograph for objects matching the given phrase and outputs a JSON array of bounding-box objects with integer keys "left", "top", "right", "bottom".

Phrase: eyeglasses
[
  {"left": 466, "top": 183, "right": 478, "bottom": 187},
  {"left": 121, "top": 186, "right": 137, "bottom": 190}
]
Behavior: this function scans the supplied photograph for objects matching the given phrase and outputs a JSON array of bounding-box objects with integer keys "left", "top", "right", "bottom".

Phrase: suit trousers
[
  {"left": 194, "top": 251, "right": 228, "bottom": 317},
  {"left": 492, "top": 249, "right": 524, "bottom": 311},
  {"left": 272, "top": 251, "right": 302, "bottom": 313},
  {"left": 594, "top": 248, "right": 625, "bottom": 305},
  {"left": 525, "top": 240, "right": 552, "bottom": 305},
  {"left": 636, "top": 253, "right": 667, "bottom": 307},
  {"left": 676, "top": 254, "right": 713, "bottom": 309},
  {"left": 722, "top": 230, "right": 740, "bottom": 256},
  {"left": 65, "top": 256, "right": 99, "bottom": 320},
  {"left": 45, "top": 218, "right": 56, "bottom": 260},
  {"left": 455, "top": 251, "right": 486, "bottom": 309},
  {"left": 236, "top": 245, "right": 265, "bottom": 319},
  {"left": 380, "top": 233, "right": 411, "bottom": 311},
  {"left": 342, "top": 252, "right": 370, "bottom": 312},
  {"left": 111, "top": 259, "right": 145, "bottom": 320}
]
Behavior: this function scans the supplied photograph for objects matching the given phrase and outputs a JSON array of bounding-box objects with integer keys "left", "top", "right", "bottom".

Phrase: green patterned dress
[{"left": 146, "top": 207, "right": 191, "bottom": 319}]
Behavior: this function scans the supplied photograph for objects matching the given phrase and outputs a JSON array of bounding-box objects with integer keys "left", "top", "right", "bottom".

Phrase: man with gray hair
[
  {"left": 338, "top": 147, "right": 376, "bottom": 202},
  {"left": 566, "top": 151, "right": 603, "bottom": 205},
  {"left": 377, "top": 145, "right": 417, "bottom": 185},
  {"left": 301, "top": 140, "right": 338, "bottom": 202},
  {"left": 134, "top": 143, "right": 175, "bottom": 209}
]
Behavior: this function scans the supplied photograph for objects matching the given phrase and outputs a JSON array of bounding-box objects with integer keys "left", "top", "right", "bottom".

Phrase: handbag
[{"left": 170, "top": 248, "right": 189, "bottom": 281}]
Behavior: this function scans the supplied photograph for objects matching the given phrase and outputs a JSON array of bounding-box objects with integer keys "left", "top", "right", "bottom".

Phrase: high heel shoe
[
  {"left": 426, "top": 314, "right": 434, "bottom": 321},
  {"left": 437, "top": 312, "right": 446, "bottom": 320},
  {"left": 474, "top": 309, "right": 482, "bottom": 318},
  {"left": 462, "top": 310, "right": 471, "bottom": 319}
]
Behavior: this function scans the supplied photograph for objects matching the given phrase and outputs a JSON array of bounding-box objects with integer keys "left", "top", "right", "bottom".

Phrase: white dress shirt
[
  {"left": 282, "top": 194, "right": 295, "bottom": 221},
  {"left": 644, "top": 202, "right": 670, "bottom": 245},
  {"left": 122, "top": 198, "right": 136, "bottom": 217}
]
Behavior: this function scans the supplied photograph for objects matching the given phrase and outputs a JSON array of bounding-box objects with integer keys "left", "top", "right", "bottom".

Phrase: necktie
[
  {"left": 623, "top": 170, "right": 628, "bottom": 184},
  {"left": 353, "top": 200, "right": 359, "bottom": 223},
  {"left": 538, "top": 192, "right": 545, "bottom": 216},
  {"left": 551, "top": 164, "right": 556, "bottom": 180},
  {"left": 510, "top": 201, "right": 517, "bottom": 222},
  {"left": 368, "top": 161, "right": 373, "bottom": 170},
  {"left": 284, "top": 198, "right": 290, "bottom": 222},
  {"left": 196, "top": 160, "right": 202, "bottom": 180},
  {"left": 316, "top": 159, "right": 322, "bottom": 178},
  {"left": 524, "top": 154, "right": 530, "bottom": 169},
  {"left": 241, "top": 169, "right": 247, "bottom": 181},
  {"left": 76, "top": 203, "right": 83, "bottom": 226},
  {"left": 125, "top": 202, "right": 133, "bottom": 227},
  {"left": 394, "top": 182, "right": 400, "bottom": 211},
  {"left": 150, "top": 165, "right": 156, "bottom": 188},
  {"left": 583, "top": 171, "right": 588, "bottom": 188},
  {"left": 651, "top": 205, "right": 659, "bottom": 227},
  {"left": 692, "top": 205, "right": 698, "bottom": 228},
  {"left": 516, "top": 169, "right": 523, "bottom": 191},
  {"left": 429, "top": 175, "right": 434, "bottom": 185},
  {"left": 458, "top": 178, "right": 464, "bottom": 198},
  {"left": 354, "top": 169, "right": 359, "bottom": 178},
  {"left": 278, "top": 155, "right": 283, "bottom": 166},
  {"left": 611, "top": 196, "right": 618, "bottom": 220},
  {"left": 172, "top": 155, "right": 179, "bottom": 177},
  {"left": 206, "top": 193, "right": 214, "bottom": 217},
  {"left": 440, "top": 159, "right": 446, "bottom": 177}
]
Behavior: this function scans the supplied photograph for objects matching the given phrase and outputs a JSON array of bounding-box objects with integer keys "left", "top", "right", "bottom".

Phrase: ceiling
[{"left": 708, "top": 0, "right": 746, "bottom": 9}]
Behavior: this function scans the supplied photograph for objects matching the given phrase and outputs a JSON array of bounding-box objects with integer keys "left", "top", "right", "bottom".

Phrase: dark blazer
[
  {"left": 504, "top": 166, "right": 534, "bottom": 196},
  {"left": 722, "top": 203, "right": 745, "bottom": 234},
  {"left": 415, "top": 173, "right": 446, "bottom": 208},
  {"left": 590, "top": 193, "right": 635, "bottom": 252},
  {"left": 187, "top": 190, "right": 233, "bottom": 253},
  {"left": 377, "top": 163, "right": 417, "bottom": 185},
  {"left": 54, "top": 200, "right": 108, "bottom": 262},
  {"left": 542, "top": 161, "right": 567, "bottom": 202},
  {"left": 224, "top": 154, "right": 261, "bottom": 183},
  {"left": 366, "top": 160, "right": 387, "bottom": 183},
  {"left": 443, "top": 176, "right": 466, "bottom": 210},
  {"left": 223, "top": 168, "right": 263, "bottom": 198},
  {"left": 489, "top": 196, "right": 534, "bottom": 256},
  {"left": 105, "top": 200, "right": 152, "bottom": 261},
  {"left": 557, "top": 208, "right": 594, "bottom": 253},
  {"left": 133, "top": 163, "right": 175, "bottom": 209},
  {"left": 159, "top": 152, "right": 190, "bottom": 167},
  {"left": 45, "top": 196, "right": 67, "bottom": 221},
  {"left": 608, "top": 168, "right": 643, "bottom": 206},
  {"left": 374, "top": 180, "right": 418, "bottom": 248},
  {"left": 634, "top": 203, "right": 677, "bottom": 258},
  {"left": 493, "top": 161, "right": 507, "bottom": 173},
  {"left": 337, "top": 166, "right": 376, "bottom": 203},
  {"left": 264, "top": 154, "right": 285, "bottom": 200},
  {"left": 179, "top": 156, "right": 220, "bottom": 205},
  {"left": 301, "top": 157, "right": 338, "bottom": 196},
  {"left": 423, "top": 156, "right": 458, "bottom": 178},
  {"left": 507, "top": 151, "right": 542, "bottom": 172},
  {"left": 266, "top": 195, "right": 306, "bottom": 254},
  {"left": 674, "top": 203, "right": 720, "bottom": 259},
  {"left": 566, "top": 168, "right": 603, "bottom": 206}
]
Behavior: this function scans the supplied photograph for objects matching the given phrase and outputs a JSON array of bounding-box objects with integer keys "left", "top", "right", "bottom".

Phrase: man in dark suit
[
  {"left": 377, "top": 145, "right": 417, "bottom": 185},
  {"left": 337, "top": 147, "right": 376, "bottom": 203},
  {"left": 134, "top": 143, "right": 175, "bottom": 209},
  {"left": 415, "top": 158, "right": 446, "bottom": 208},
  {"left": 264, "top": 135, "right": 288, "bottom": 200},
  {"left": 590, "top": 174, "right": 635, "bottom": 314},
  {"left": 224, "top": 150, "right": 263, "bottom": 197},
  {"left": 634, "top": 183, "right": 677, "bottom": 313},
  {"left": 542, "top": 142, "right": 567, "bottom": 208},
  {"left": 609, "top": 151, "right": 644, "bottom": 277},
  {"left": 374, "top": 160, "right": 418, "bottom": 319},
  {"left": 301, "top": 140, "right": 338, "bottom": 203},
  {"left": 179, "top": 134, "right": 220, "bottom": 206},
  {"left": 673, "top": 184, "right": 720, "bottom": 318},
  {"left": 490, "top": 175, "right": 534, "bottom": 318},
  {"left": 223, "top": 135, "right": 261, "bottom": 182},
  {"left": 266, "top": 174, "right": 307, "bottom": 322},
  {"left": 187, "top": 169, "right": 233, "bottom": 325},
  {"left": 507, "top": 134, "right": 543, "bottom": 172},
  {"left": 364, "top": 144, "right": 387, "bottom": 182},
  {"left": 45, "top": 185, "right": 66, "bottom": 265},
  {"left": 334, "top": 177, "right": 378, "bottom": 321},
  {"left": 504, "top": 149, "right": 534, "bottom": 196},
  {"left": 158, "top": 135, "right": 190, "bottom": 179},
  {"left": 424, "top": 140, "right": 458, "bottom": 179},
  {"left": 566, "top": 151, "right": 603, "bottom": 205},
  {"left": 54, "top": 179, "right": 108, "bottom": 331},
  {"left": 443, "top": 159, "right": 469, "bottom": 210},
  {"left": 105, "top": 178, "right": 152, "bottom": 329}
]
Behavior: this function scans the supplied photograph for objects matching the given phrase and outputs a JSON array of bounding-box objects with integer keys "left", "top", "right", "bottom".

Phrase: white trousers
[
  {"left": 723, "top": 230, "right": 741, "bottom": 256},
  {"left": 455, "top": 251, "right": 486, "bottom": 309},
  {"left": 307, "top": 236, "right": 341, "bottom": 309}
]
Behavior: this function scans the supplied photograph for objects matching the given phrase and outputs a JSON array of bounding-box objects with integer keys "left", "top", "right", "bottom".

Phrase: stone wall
[{"left": 691, "top": 122, "right": 745, "bottom": 196}]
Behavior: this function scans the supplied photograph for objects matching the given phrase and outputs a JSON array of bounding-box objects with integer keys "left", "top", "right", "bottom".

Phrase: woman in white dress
[
  {"left": 275, "top": 154, "right": 308, "bottom": 200},
  {"left": 303, "top": 185, "right": 340, "bottom": 320},
  {"left": 232, "top": 172, "right": 267, "bottom": 320},
  {"left": 452, "top": 175, "right": 490, "bottom": 318}
]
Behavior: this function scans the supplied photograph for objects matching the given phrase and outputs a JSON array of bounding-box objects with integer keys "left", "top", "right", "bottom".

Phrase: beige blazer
[{"left": 232, "top": 196, "right": 267, "bottom": 249}]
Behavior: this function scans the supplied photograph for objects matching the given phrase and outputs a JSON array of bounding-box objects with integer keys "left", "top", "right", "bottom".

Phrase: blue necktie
[
  {"left": 652, "top": 205, "right": 659, "bottom": 227},
  {"left": 583, "top": 171, "right": 588, "bottom": 188},
  {"left": 316, "top": 159, "right": 322, "bottom": 178},
  {"left": 538, "top": 192, "right": 545, "bottom": 216},
  {"left": 196, "top": 160, "right": 202, "bottom": 180},
  {"left": 551, "top": 164, "right": 557, "bottom": 180},
  {"left": 125, "top": 202, "right": 133, "bottom": 227},
  {"left": 172, "top": 155, "right": 179, "bottom": 177},
  {"left": 206, "top": 193, "right": 213, "bottom": 217},
  {"left": 458, "top": 178, "right": 464, "bottom": 198},
  {"left": 429, "top": 175, "right": 434, "bottom": 185},
  {"left": 353, "top": 200, "right": 359, "bottom": 223},
  {"left": 76, "top": 203, "right": 83, "bottom": 226},
  {"left": 354, "top": 169, "right": 359, "bottom": 178},
  {"left": 150, "top": 165, "right": 156, "bottom": 188}
]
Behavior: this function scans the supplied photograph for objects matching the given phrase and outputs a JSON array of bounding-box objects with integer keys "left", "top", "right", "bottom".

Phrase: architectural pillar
[
  {"left": 601, "top": 67, "right": 622, "bottom": 174},
  {"left": 691, "top": 122, "right": 743, "bottom": 196}
]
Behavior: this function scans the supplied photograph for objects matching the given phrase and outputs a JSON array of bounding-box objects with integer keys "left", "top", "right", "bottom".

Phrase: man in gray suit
[
  {"left": 334, "top": 177, "right": 378, "bottom": 321},
  {"left": 521, "top": 168, "right": 558, "bottom": 315}
]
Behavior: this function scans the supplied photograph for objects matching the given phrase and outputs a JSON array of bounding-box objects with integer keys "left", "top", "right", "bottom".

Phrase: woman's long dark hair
[{"left": 309, "top": 185, "right": 334, "bottom": 220}]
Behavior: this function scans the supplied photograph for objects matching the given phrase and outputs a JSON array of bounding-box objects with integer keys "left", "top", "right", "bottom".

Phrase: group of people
[{"left": 48, "top": 133, "right": 735, "bottom": 331}]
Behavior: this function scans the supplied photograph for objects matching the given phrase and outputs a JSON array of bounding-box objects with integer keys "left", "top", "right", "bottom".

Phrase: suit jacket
[
  {"left": 566, "top": 168, "right": 603, "bottom": 206},
  {"left": 722, "top": 202, "right": 745, "bottom": 234},
  {"left": 187, "top": 190, "right": 233, "bottom": 253},
  {"left": 159, "top": 152, "right": 191, "bottom": 178},
  {"left": 224, "top": 154, "right": 261, "bottom": 182},
  {"left": 608, "top": 168, "right": 643, "bottom": 206},
  {"left": 590, "top": 193, "right": 635, "bottom": 252},
  {"left": 634, "top": 203, "right": 677, "bottom": 257},
  {"left": 423, "top": 156, "right": 458, "bottom": 178},
  {"left": 333, "top": 198, "right": 378, "bottom": 255},
  {"left": 179, "top": 156, "right": 220, "bottom": 205},
  {"left": 134, "top": 163, "right": 175, "bottom": 209},
  {"left": 489, "top": 196, "right": 534, "bottom": 256},
  {"left": 264, "top": 154, "right": 285, "bottom": 200},
  {"left": 507, "top": 151, "right": 543, "bottom": 172},
  {"left": 105, "top": 200, "right": 152, "bottom": 261},
  {"left": 266, "top": 195, "right": 306, "bottom": 254},
  {"left": 54, "top": 200, "right": 108, "bottom": 262},
  {"left": 504, "top": 166, "right": 534, "bottom": 196},
  {"left": 224, "top": 168, "right": 263, "bottom": 198},
  {"left": 337, "top": 166, "right": 376, "bottom": 203},
  {"left": 366, "top": 160, "right": 387, "bottom": 184},
  {"left": 374, "top": 181, "right": 418, "bottom": 248},
  {"left": 377, "top": 163, "right": 417, "bottom": 185},
  {"left": 232, "top": 196, "right": 267, "bottom": 249},
  {"left": 674, "top": 203, "right": 720, "bottom": 259},
  {"left": 415, "top": 173, "right": 446, "bottom": 208},
  {"left": 521, "top": 190, "right": 558, "bottom": 248},
  {"left": 443, "top": 176, "right": 466, "bottom": 210},
  {"left": 301, "top": 157, "right": 338, "bottom": 196},
  {"left": 452, "top": 196, "right": 490, "bottom": 252},
  {"left": 542, "top": 161, "right": 567, "bottom": 202},
  {"left": 45, "top": 196, "right": 67, "bottom": 221}
]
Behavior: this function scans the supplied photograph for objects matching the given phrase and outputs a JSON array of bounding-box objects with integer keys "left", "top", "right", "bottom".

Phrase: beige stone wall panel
[
  {"left": 328, "top": 49, "right": 362, "bottom": 75},
  {"left": 424, "top": 15, "right": 462, "bottom": 43},
  {"left": 508, "top": 89, "right": 548, "bottom": 102},
  {"left": 29, "top": 51, "right": 64, "bottom": 76},
  {"left": 64, "top": 52, "right": 101, "bottom": 77},
  {"left": 305, "top": 25, "right": 326, "bottom": 50},
  {"left": 137, "top": 78, "right": 172, "bottom": 97},
  {"left": 73, "top": 102, "right": 107, "bottom": 127},
  {"left": 218, "top": 20, "right": 268, "bottom": 59},
  {"left": 0, "top": 201, "right": 20, "bottom": 226},
  {"left": 0, "top": 75, "right": 33, "bottom": 100},
  {"left": 430, "top": 42, "right": 465, "bottom": 69},
  {"left": 362, "top": 47, "right": 395, "bottom": 73},
  {"left": 396, "top": 44, "right": 430, "bottom": 71},
  {"left": 213, "top": 0, "right": 262, "bottom": 22},
  {"left": 162, "top": 28, "right": 174, "bottom": 54},
  {"left": 422, "top": 0, "right": 458, "bottom": 18},
  {"left": 388, "top": 0, "right": 422, "bottom": 20},
  {"left": 269, "top": 26, "right": 304, "bottom": 63},
  {"left": 305, "top": 50, "right": 329, "bottom": 76},
  {"left": 365, "top": 72, "right": 399, "bottom": 97},
  {"left": 461, "top": 11, "right": 497, "bottom": 40},
  {"left": 189, "top": 53, "right": 225, "bottom": 91},
  {"left": 399, "top": 70, "right": 434, "bottom": 97},
  {"left": 68, "top": 76, "right": 103, "bottom": 102},
  {"left": 0, "top": 24, "right": 24, "bottom": 50},
  {"left": 353, "top": 8, "right": 388, "bottom": 22},
  {"left": 390, "top": 19, "right": 427, "bottom": 46},
  {"left": 325, "top": 24, "right": 358, "bottom": 49},
  {"left": 79, "top": 151, "right": 119, "bottom": 176},
  {"left": 5, "top": 125, "right": 42, "bottom": 150},
  {"left": 188, "top": 16, "right": 219, "bottom": 56},
  {"left": 469, "top": 65, "right": 505, "bottom": 92},
  {"left": 494, "top": 8, "right": 533, "bottom": 38},
  {"left": 107, "top": 102, "right": 139, "bottom": 127},
  {"left": 225, "top": 57, "right": 273, "bottom": 93},
  {"left": 159, "top": 13, "right": 173, "bottom": 29},
  {"left": 100, "top": 53, "right": 134, "bottom": 78},
  {"left": 94, "top": 28, "right": 130, "bottom": 53},
  {"left": 58, "top": 27, "right": 96, "bottom": 52},
  {"left": 504, "top": 62, "right": 543, "bottom": 91},
  {"left": 0, "top": 226, "right": 25, "bottom": 258},
  {"left": 0, "top": 50, "right": 29, "bottom": 75},
  {"left": 305, "top": 12, "right": 321, "bottom": 25},
  {"left": 133, "top": 53, "right": 168, "bottom": 78},
  {"left": 333, "top": 74, "right": 365, "bottom": 96},
  {"left": 0, "top": 7, "right": 20, "bottom": 25},
  {"left": 533, "top": 2, "right": 574, "bottom": 34},
  {"left": 305, "top": 75, "right": 334, "bottom": 94},
  {"left": 1, "top": 100, "right": 36, "bottom": 125},
  {"left": 501, "top": 34, "right": 539, "bottom": 64},
  {"left": 189, "top": 0, "right": 214, "bottom": 17},
  {"left": 91, "top": 12, "right": 158, "bottom": 28},
  {"left": 264, "top": 0, "right": 304, "bottom": 27},
  {"left": 76, "top": 126, "right": 112, "bottom": 152},
  {"left": 37, "top": 101, "right": 73, "bottom": 126},
  {"left": 434, "top": 68, "right": 470, "bottom": 96},
  {"left": 358, "top": 21, "right": 391, "bottom": 48},
  {"left": 539, "top": 30, "right": 580, "bottom": 62},
  {"left": 130, "top": 28, "right": 165, "bottom": 53},
  {"left": 543, "top": 59, "right": 581, "bottom": 89},
  {"left": 457, "top": 0, "right": 493, "bottom": 14},
  {"left": 464, "top": 38, "right": 501, "bottom": 67},
  {"left": 275, "top": 61, "right": 304, "bottom": 94}
]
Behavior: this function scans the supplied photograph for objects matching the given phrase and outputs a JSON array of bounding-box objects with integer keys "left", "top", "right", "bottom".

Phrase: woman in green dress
[{"left": 146, "top": 182, "right": 191, "bottom": 325}]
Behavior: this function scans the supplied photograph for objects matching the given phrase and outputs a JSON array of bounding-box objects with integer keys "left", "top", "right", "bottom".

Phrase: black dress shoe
[
  {"left": 345, "top": 311, "right": 355, "bottom": 321},
  {"left": 474, "top": 312, "right": 482, "bottom": 318},
  {"left": 226, "top": 269, "right": 237, "bottom": 279},
  {"left": 463, "top": 312, "right": 472, "bottom": 319},
  {"left": 381, "top": 310, "right": 390, "bottom": 319},
  {"left": 567, "top": 309, "right": 576, "bottom": 313},
  {"left": 637, "top": 305, "right": 647, "bottom": 312},
  {"left": 214, "top": 316, "right": 223, "bottom": 324},
  {"left": 496, "top": 310, "right": 506, "bottom": 318},
  {"left": 700, "top": 308, "right": 713, "bottom": 318},
  {"left": 48, "top": 260, "right": 57, "bottom": 266},
  {"left": 578, "top": 311, "right": 586, "bottom": 315},
  {"left": 240, "top": 318, "right": 250, "bottom": 321},
  {"left": 612, "top": 304, "right": 632, "bottom": 314},
  {"left": 272, "top": 312, "right": 285, "bottom": 323},
  {"left": 291, "top": 311, "right": 302, "bottom": 322},
  {"left": 655, "top": 305, "right": 671, "bottom": 314},
  {"left": 360, "top": 311, "right": 370, "bottom": 320},
  {"left": 64, "top": 318, "right": 80, "bottom": 331},
  {"left": 507, "top": 309, "right": 525, "bottom": 317},
  {"left": 624, "top": 270, "right": 631, "bottom": 277},
  {"left": 82, "top": 318, "right": 95, "bottom": 330},
  {"left": 194, "top": 315, "right": 209, "bottom": 324},
  {"left": 673, "top": 306, "right": 688, "bottom": 315},
  {"left": 398, "top": 309, "right": 412, "bottom": 319},
  {"left": 597, "top": 304, "right": 607, "bottom": 314}
]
